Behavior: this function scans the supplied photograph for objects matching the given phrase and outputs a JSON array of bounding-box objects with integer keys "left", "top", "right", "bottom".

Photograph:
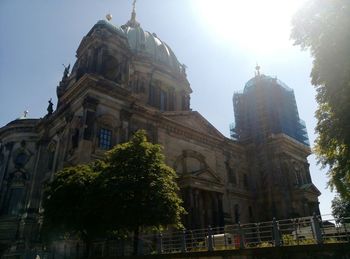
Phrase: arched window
[{"left": 174, "top": 150, "right": 207, "bottom": 175}]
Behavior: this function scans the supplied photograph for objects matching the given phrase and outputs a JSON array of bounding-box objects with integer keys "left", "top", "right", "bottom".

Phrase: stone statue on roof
[
  {"left": 62, "top": 64, "right": 70, "bottom": 79},
  {"left": 47, "top": 98, "right": 53, "bottom": 115}
]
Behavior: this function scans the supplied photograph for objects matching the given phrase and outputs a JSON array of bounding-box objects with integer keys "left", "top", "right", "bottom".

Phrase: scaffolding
[{"left": 231, "top": 75, "right": 309, "bottom": 146}]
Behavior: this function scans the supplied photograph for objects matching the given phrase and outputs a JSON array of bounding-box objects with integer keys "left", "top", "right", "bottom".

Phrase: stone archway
[{"left": 174, "top": 150, "right": 224, "bottom": 229}]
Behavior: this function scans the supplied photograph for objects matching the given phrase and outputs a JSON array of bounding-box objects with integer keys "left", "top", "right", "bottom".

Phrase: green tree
[
  {"left": 291, "top": 0, "right": 350, "bottom": 199},
  {"left": 42, "top": 130, "right": 185, "bottom": 255},
  {"left": 100, "top": 130, "right": 185, "bottom": 254},
  {"left": 332, "top": 196, "right": 350, "bottom": 222},
  {"left": 42, "top": 162, "right": 105, "bottom": 256}
]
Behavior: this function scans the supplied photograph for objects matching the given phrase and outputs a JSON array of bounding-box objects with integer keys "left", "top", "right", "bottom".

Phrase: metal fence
[
  {"left": 137, "top": 214, "right": 350, "bottom": 256},
  {"left": 49, "top": 214, "right": 350, "bottom": 258}
]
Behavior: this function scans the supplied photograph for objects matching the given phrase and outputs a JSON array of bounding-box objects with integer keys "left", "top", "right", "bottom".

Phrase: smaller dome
[
  {"left": 5, "top": 118, "right": 39, "bottom": 127},
  {"left": 95, "top": 20, "right": 125, "bottom": 37},
  {"left": 16, "top": 110, "right": 31, "bottom": 120},
  {"left": 244, "top": 74, "right": 292, "bottom": 93}
]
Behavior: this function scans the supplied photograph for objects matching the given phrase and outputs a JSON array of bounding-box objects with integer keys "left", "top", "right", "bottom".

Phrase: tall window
[
  {"left": 181, "top": 95, "right": 186, "bottom": 110},
  {"left": 148, "top": 84, "right": 154, "bottom": 105},
  {"left": 248, "top": 206, "right": 253, "bottom": 218},
  {"left": 6, "top": 187, "right": 24, "bottom": 215},
  {"left": 99, "top": 128, "right": 112, "bottom": 150},
  {"left": 228, "top": 168, "right": 237, "bottom": 185},
  {"left": 234, "top": 204, "right": 240, "bottom": 224},
  {"left": 169, "top": 89, "right": 175, "bottom": 110},
  {"left": 160, "top": 90, "right": 167, "bottom": 111},
  {"left": 243, "top": 173, "right": 248, "bottom": 188}
]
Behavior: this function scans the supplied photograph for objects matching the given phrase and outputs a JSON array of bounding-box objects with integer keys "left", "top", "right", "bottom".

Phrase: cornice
[
  {"left": 0, "top": 120, "right": 39, "bottom": 139},
  {"left": 32, "top": 75, "right": 244, "bottom": 156}
]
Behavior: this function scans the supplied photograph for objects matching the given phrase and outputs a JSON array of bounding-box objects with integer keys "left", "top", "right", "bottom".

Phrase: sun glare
[{"left": 192, "top": 0, "right": 307, "bottom": 55}]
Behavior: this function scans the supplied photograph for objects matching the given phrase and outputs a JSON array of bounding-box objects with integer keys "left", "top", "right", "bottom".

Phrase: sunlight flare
[{"left": 192, "top": 0, "right": 307, "bottom": 55}]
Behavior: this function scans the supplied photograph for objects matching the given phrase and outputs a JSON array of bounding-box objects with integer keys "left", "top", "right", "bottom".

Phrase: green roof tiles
[{"left": 93, "top": 20, "right": 182, "bottom": 72}]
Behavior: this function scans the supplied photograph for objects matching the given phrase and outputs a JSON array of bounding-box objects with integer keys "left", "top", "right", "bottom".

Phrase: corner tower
[
  {"left": 231, "top": 68, "right": 320, "bottom": 220},
  {"left": 231, "top": 67, "right": 309, "bottom": 146}
]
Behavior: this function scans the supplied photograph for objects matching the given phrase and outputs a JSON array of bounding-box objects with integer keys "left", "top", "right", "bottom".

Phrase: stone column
[
  {"left": 120, "top": 109, "right": 132, "bottom": 142},
  {"left": 80, "top": 96, "right": 99, "bottom": 162},
  {"left": 0, "top": 142, "right": 14, "bottom": 211},
  {"left": 217, "top": 193, "right": 224, "bottom": 226}
]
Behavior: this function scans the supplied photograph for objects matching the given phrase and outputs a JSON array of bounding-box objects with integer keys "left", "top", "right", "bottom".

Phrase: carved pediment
[
  {"left": 163, "top": 111, "right": 224, "bottom": 139},
  {"left": 178, "top": 174, "right": 224, "bottom": 194},
  {"left": 192, "top": 168, "right": 222, "bottom": 184},
  {"left": 175, "top": 149, "right": 224, "bottom": 192},
  {"left": 299, "top": 183, "right": 321, "bottom": 196},
  {"left": 178, "top": 168, "right": 224, "bottom": 193}
]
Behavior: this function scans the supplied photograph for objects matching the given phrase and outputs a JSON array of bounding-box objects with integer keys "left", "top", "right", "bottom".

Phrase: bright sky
[
  {"left": 0, "top": 0, "right": 335, "bottom": 215},
  {"left": 194, "top": 0, "right": 306, "bottom": 55}
]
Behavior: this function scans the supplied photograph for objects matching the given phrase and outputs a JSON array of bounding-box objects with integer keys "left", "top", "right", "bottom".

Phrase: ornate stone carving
[
  {"left": 12, "top": 141, "right": 32, "bottom": 169},
  {"left": 47, "top": 98, "right": 54, "bottom": 116}
]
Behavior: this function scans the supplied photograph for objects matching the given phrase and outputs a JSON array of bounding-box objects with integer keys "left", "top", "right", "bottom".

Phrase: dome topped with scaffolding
[
  {"left": 232, "top": 66, "right": 310, "bottom": 146},
  {"left": 244, "top": 74, "right": 293, "bottom": 93}
]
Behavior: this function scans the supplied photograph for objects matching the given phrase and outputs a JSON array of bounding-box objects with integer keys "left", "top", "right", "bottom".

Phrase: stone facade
[{"left": 0, "top": 12, "right": 320, "bottom": 257}]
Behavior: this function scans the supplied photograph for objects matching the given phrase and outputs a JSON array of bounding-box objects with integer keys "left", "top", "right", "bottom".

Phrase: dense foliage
[
  {"left": 100, "top": 130, "right": 185, "bottom": 231},
  {"left": 42, "top": 163, "right": 103, "bottom": 254},
  {"left": 42, "top": 130, "right": 185, "bottom": 255},
  {"left": 291, "top": 0, "right": 350, "bottom": 199},
  {"left": 331, "top": 196, "right": 350, "bottom": 222}
]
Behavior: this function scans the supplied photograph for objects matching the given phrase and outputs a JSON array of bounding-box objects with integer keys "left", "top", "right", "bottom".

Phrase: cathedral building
[{"left": 0, "top": 6, "right": 320, "bottom": 256}]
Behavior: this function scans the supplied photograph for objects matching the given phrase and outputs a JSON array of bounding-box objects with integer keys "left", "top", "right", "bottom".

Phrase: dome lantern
[{"left": 126, "top": 0, "right": 140, "bottom": 28}]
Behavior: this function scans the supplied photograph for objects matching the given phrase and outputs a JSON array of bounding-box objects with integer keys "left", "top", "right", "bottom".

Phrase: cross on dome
[
  {"left": 255, "top": 64, "right": 261, "bottom": 76},
  {"left": 127, "top": 0, "right": 140, "bottom": 27}
]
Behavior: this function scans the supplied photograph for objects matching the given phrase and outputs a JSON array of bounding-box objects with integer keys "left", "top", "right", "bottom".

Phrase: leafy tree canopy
[
  {"left": 100, "top": 130, "right": 185, "bottom": 232},
  {"left": 42, "top": 130, "right": 185, "bottom": 252},
  {"left": 332, "top": 196, "right": 350, "bottom": 222},
  {"left": 42, "top": 162, "right": 104, "bottom": 243},
  {"left": 291, "top": 0, "right": 350, "bottom": 199}
]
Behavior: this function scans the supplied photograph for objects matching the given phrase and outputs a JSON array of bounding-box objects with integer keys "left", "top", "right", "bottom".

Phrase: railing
[
  {"left": 136, "top": 214, "right": 350, "bottom": 255},
  {"left": 50, "top": 214, "right": 350, "bottom": 258}
]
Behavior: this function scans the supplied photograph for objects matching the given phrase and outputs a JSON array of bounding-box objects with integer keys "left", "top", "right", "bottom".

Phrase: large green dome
[{"left": 93, "top": 19, "right": 183, "bottom": 72}]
